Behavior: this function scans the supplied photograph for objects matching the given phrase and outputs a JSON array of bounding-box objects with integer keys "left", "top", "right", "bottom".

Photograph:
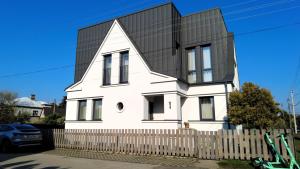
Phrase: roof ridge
[{"left": 78, "top": 2, "right": 173, "bottom": 31}]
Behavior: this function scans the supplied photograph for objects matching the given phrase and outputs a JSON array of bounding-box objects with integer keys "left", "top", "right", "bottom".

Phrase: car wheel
[{"left": 1, "top": 140, "right": 12, "bottom": 153}]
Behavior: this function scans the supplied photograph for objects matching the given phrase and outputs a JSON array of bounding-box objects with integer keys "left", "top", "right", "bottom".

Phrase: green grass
[
  {"left": 216, "top": 136, "right": 300, "bottom": 169},
  {"left": 217, "top": 159, "right": 253, "bottom": 169}
]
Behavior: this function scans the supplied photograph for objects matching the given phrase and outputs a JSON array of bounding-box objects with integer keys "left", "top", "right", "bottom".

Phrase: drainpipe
[{"left": 224, "top": 82, "right": 230, "bottom": 129}]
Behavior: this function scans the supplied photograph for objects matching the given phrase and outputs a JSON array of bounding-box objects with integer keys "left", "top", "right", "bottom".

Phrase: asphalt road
[
  {"left": 0, "top": 152, "right": 219, "bottom": 169},
  {"left": 0, "top": 153, "right": 160, "bottom": 169}
]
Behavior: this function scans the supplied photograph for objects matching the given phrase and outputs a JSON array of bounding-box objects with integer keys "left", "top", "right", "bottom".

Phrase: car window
[
  {"left": 0, "top": 125, "right": 13, "bottom": 131},
  {"left": 15, "top": 125, "right": 36, "bottom": 130}
]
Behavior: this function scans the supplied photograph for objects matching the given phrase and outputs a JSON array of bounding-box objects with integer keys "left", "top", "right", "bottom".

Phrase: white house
[
  {"left": 14, "top": 94, "right": 51, "bottom": 118},
  {"left": 65, "top": 3, "right": 239, "bottom": 131}
]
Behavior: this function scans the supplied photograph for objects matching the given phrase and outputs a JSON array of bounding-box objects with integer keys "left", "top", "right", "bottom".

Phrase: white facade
[{"left": 65, "top": 20, "right": 239, "bottom": 131}]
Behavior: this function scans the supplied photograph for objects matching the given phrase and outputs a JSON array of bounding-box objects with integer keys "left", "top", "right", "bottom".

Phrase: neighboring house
[
  {"left": 65, "top": 3, "right": 239, "bottom": 131},
  {"left": 14, "top": 94, "right": 51, "bottom": 118}
]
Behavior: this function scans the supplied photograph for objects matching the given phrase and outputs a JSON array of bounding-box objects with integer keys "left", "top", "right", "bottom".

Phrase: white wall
[
  {"left": 14, "top": 107, "right": 43, "bottom": 117},
  {"left": 66, "top": 20, "right": 178, "bottom": 129},
  {"left": 180, "top": 84, "right": 234, "bottom": 131}
]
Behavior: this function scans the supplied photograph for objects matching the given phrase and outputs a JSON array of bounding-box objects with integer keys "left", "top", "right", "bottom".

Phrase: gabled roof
[
  {"left": 73, "top": 2, "right": 234, "bottom": 85},
  {"left": 14, "top": 97, "right": 49, "bottom": 108}
]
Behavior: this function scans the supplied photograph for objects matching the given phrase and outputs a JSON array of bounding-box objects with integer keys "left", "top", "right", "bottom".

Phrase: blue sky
[{"left": 0, "top": 0, "right": 299, "bottom": 111}]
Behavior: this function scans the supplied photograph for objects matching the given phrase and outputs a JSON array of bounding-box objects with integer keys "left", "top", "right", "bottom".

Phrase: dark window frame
[
  {"left": 32, "top": 110, "right": 39, "bottom": 116},
  {"left": 199, "top": 96, "right": 215, "bottom": 121},
  {"left": 119, "top": 51, "right": 129, "bottom": 84},
  {"left": 186, "top": 47, "right": 197, "bottom": 84},
  {"left": 92, "top": 99, "right": 102, "bottom": 121},
  {"left": 103, "top": 54, "right": 112, "bottom": 85},
  {"left": 77, "top": 100, "right": 87, "bottom": 121}
]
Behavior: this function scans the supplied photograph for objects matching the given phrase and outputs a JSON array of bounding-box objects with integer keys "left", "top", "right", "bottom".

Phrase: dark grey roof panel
[
  {"left": 180, "top": 8, "right": 232, "bottom": 83},
  {"left": 226, "top": 32, "right": 235, "bottom": 82},
  {"left": 73, "top": 2, "right": 236, "bottom": 85},
  {"left": 118, "top": 3, "right": 174, "bottom": 77},
  {"left": 74, "top": 20, "right": 113, "bottom": 82}
]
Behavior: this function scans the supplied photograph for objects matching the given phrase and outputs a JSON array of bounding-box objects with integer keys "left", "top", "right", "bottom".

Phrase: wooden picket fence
[
  {"left": 217, "top": 129, "right": 294, "bottom": 160},
  {"left": 41, "top": 128, "right": 294, "bottom": 160}
]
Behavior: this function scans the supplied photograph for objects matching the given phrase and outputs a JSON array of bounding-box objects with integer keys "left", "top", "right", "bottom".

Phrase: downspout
[
  {"left": 225, "top": 32, "right": 231, "bottom": 129},
  {"left": 225, "top": 82, "right": 230, "bottom": 129}
]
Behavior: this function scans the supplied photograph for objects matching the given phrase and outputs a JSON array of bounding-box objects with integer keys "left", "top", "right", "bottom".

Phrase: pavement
[{"left": 0, "top": 149, "right": 221, "bottom": 169}]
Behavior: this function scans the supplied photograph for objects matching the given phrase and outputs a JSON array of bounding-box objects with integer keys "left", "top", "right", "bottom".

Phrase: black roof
[{"left": 73, "top": 2, "right": 235, "bottom": 85}]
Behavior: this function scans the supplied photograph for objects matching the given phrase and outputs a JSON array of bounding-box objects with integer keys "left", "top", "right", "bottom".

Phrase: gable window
[
  {"left": 78, "top": 100, "right": 87, "bottom": 120},
  {"left": 93, "top": 99, "right": 102, "bottom": 120},
  {"left": 103, "top": 54, "right": 112, "bottom": 85},
  {"left": 187, "top": 48, "right": 196, "bottom": 83},
  {"left": 120, "top": 51, "right": 129, "bottom": 83},
  {"left": 199, "top": 96, "right": 215, "bottom": 121},
  {"left": 202, "top": 46, "right": 212, "bottom": 82}
]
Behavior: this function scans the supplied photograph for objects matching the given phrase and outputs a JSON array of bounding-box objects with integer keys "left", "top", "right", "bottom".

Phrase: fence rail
[{"left": 41, "top": 128, "right": 294, "bottom": 160}]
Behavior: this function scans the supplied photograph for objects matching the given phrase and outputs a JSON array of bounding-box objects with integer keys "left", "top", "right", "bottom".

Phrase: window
[
  {"left": 199, "top": 97, "right": 215, "bottom": 121},
  {"left": 103, "top": 54, "right": 112, "bottom": 85},
  {"left": 93, "top": 99, "right": 102, "bottom": 120},
  {"left": 202, "top": 46, "right": 212, "bottom": 82},
  {"left": 0, "top": 125, "right": 13, "bottom": 131},
  {"left": 187, "top": 48, "right": 196, "bottom": 83},
  {"left": 120, "top": 51, "right": 129, "bottom": 83},
  {"left": 14, "top": 125, "right": 36, "bottom": 130},
  {"left": 78, "top": 100, "right": 87, "bottom": 120},
  {"left": 116, "top": 102, "right": 124, "bottom": 112},
  {"left": 32, "top": 110, "right": 39, "bottom": 116}
]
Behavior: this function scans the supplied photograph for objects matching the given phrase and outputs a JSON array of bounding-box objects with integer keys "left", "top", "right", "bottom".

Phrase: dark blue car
[{"left": 0, "top": 124, "right": 42, "bottom": 152}]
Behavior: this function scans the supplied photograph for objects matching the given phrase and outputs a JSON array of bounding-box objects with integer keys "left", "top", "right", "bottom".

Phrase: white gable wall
[{"left": 66, "top": 20, "right": 178, "bottom": 129}]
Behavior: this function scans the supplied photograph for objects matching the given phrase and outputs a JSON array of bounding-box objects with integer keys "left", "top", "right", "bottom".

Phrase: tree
[
  {"left": 43, "top": 114, "right": 64, "bottom": 125},
  {"left": 0, "top": 91, "right": 17, "bottom": 123},
  {"left": 228, "top": 82, "right": 286, "bottom": 129}
]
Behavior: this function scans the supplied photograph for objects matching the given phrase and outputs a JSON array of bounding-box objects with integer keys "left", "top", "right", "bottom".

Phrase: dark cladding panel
[
  {"left": 226, "top": 32, "right": 235, "bottom": 81},
  {"left": 172, "top": 5, "right": 181, "bottom": 78},
  {"left": 73, "top": 3, "right": 235, "bottom": 85},
  {"left": 180, "top": 8, "right": 233, "bottom": 83},
  {"left": 74, "top": 20, "right": 113, "bottom": 82},
  {"left": 118, "top": 3, "right": 174, "bottom": 77}
]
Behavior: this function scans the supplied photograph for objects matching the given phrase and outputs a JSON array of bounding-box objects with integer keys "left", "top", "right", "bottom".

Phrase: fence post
[
  {"left": 217, "top": 129, "right": 223, "bottom": 160},
  {"left": 194, "top": 129, "right": 199, "bottom": 158}
]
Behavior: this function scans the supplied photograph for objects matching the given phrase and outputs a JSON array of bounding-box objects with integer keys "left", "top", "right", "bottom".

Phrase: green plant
[
  {"left": 228, "top": 82, "right": 287, "bottom": 129},
  {"left": 0, "top": 91, "right": 17, "bottom": 123},
  {"left": 16, "top": 112, "right": 31, "bottom": 123},
  {"left": 44, "top": 114, "right": 65, "bottom": 125}
]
